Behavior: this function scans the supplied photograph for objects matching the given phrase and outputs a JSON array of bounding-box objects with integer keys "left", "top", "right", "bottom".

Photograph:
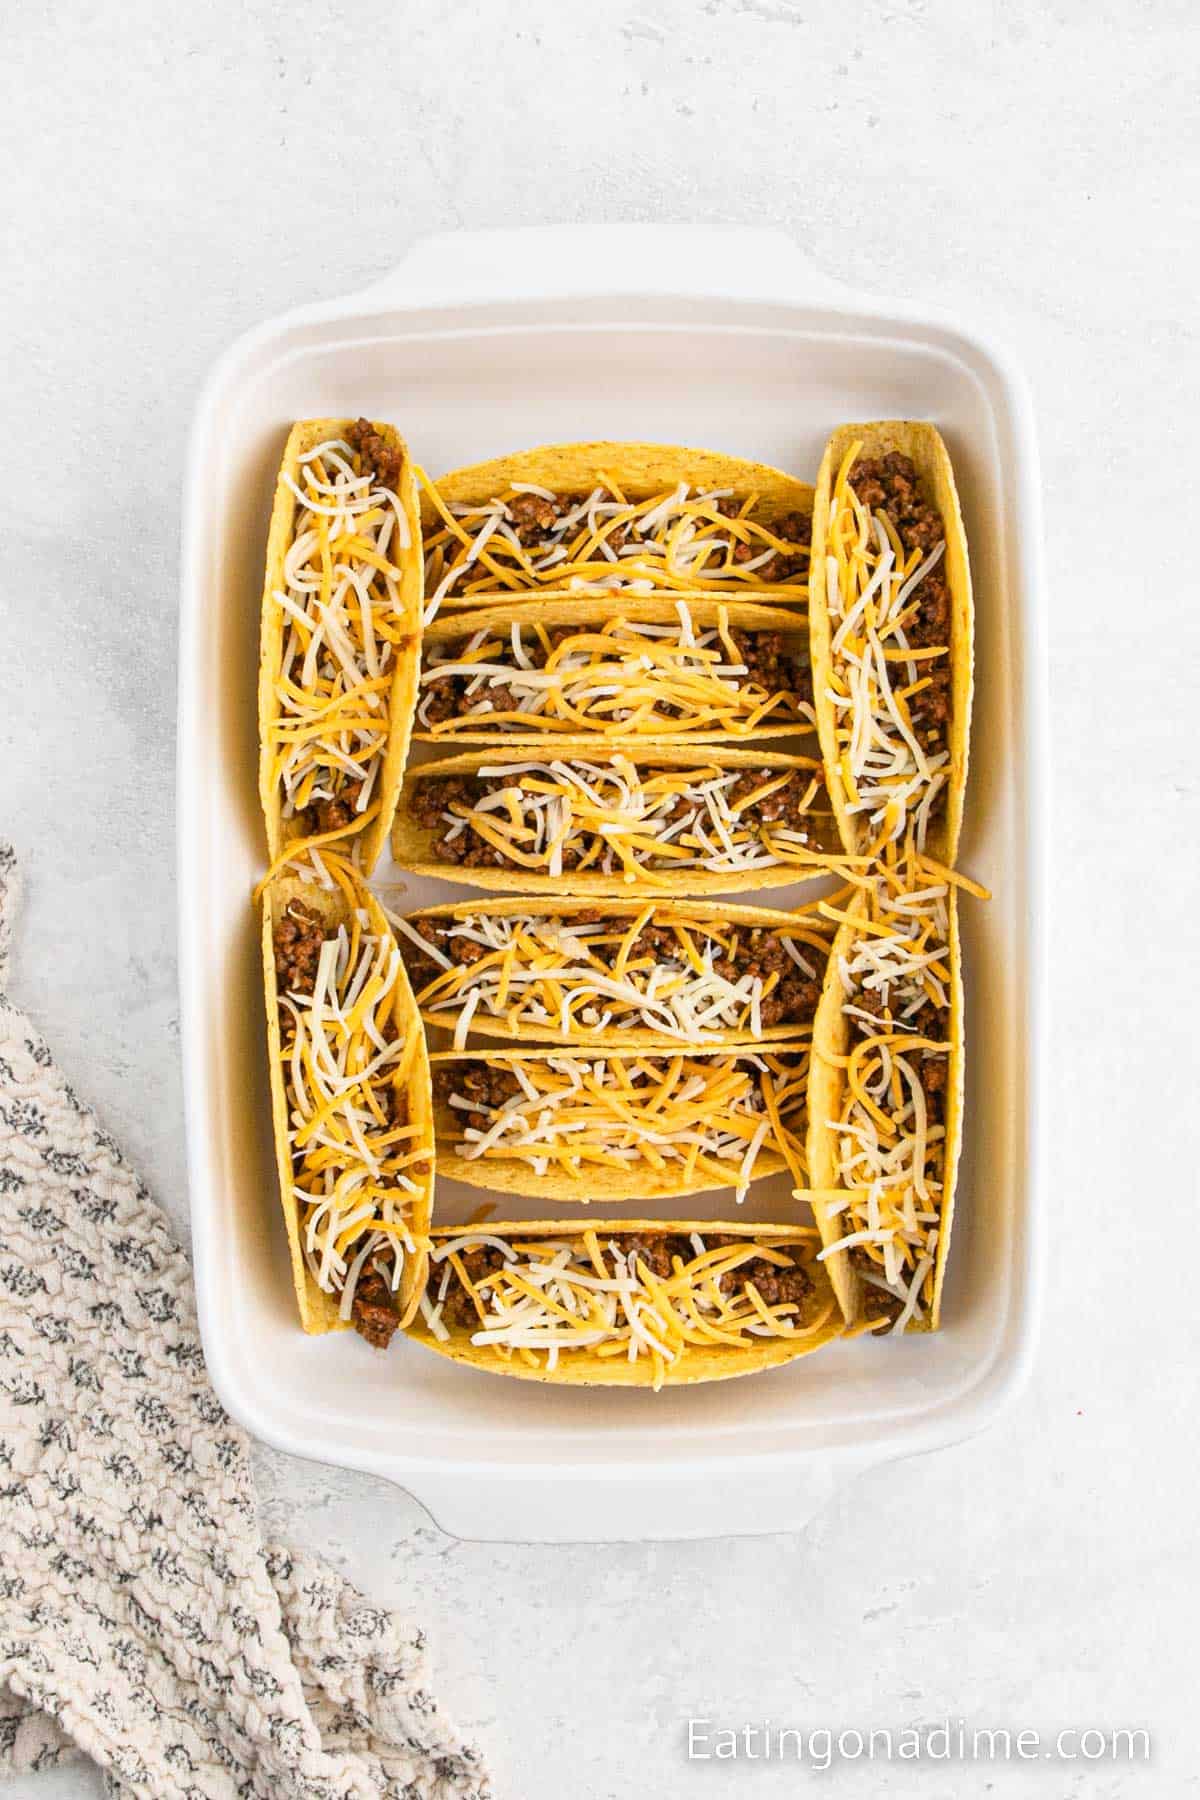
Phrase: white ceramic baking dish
[{"left": 178, "top": 225, "right": 1047, "bottom": 1542}]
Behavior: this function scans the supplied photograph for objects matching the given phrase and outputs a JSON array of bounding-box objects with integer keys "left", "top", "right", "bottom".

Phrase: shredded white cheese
[
  {"left": 267, "top": 434, "right": 411, "bottom": 831},
  {"left": 277, "top": 906, "right": 428, "bottom": 1307},
  {"left": 439, "top": 1050, "right": 809, "bottom": 1198},
  {"left": 820, "top": 863, "right": 952, "bottom": 1330},
  {"left": 824, "top": 445, "right": 950, "bottom": 851},
  {"left": 392, "top": 905, "right": 826, "bottom": 1044},
  {"left": 416, "top": 605, "right": 815, "bottom": 739},
  {"left": 424, "top": 1227, "right": 834, "bottom": 1387},
  {"left": 420, "top": 476, "right": 810, "bottom": 612}
]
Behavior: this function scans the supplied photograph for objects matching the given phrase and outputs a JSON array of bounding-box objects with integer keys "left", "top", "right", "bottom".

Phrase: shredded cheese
[
  {"left": 437, "top": 1050, "right": 810, "bottom": 1198},
  {"left": 417, "top": 605, "right": 815, "bottom": 739},
  {"left": 274, "top": 893, "right": 429, "bottom": 1313},
  {"left": 419, "top": 472, "right": 809, "bottom": 622},
  {"left": 817, "top": 841, "right": 954, "bottom": 1331},
  {"left": 414, "top": 755, "right": 840, "bottom": 883},
  {"left": 424, "top": 1227, "right": 835, "bottom": 1389},
  {"left": 823, "top": 442, "right": 951, "bottom": 851},
  {"left": 266, "top": 430, "right": 412, "bottom": 850},
  {"left": 389, "top": 903, "right": 831, "bottom": 1044}
]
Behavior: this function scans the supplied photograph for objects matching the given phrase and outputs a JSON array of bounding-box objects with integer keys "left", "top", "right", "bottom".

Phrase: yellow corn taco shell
[
  {"left": 261, "top": 871, "right": 434, "bottom": 1334},
  {"left": 390, "top": 739, "right": 846, "bottom": 896},
  {"left": 804, "top": 895, "right": 867, "bottom": 1324},
  {"left": 420, "top": 441, "right": 813, "bottom": 605},
  {"left": 429, "top": 1045, "right": 807, "bottom": 1202},
  {"left": 414, "top": 595, "right": 814, "bottom": 744},
  {"left": 805, "top": 888, "right": 963, "bottom": 1331},
  {"left": 928, "top": 887, "right": 965, "bottom": 1329},
  {"left": 405, "top": 1219, "right": 842, "bottom": 1386},
  {"left": 808, "top": 421, "right": 974, "bottom": 866},
  {"left": 397, "top": 894, "right": 833, "bottom": 1048},
  {"left": 258, "top": 419, "right": 423, "bottom": 875}
]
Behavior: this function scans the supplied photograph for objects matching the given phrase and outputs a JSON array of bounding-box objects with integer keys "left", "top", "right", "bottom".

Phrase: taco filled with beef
[
  {"left": 805, "top": 847, "right": 967, "bottom": 1333},
  {"left": 390, "top": 895, "right": 834, "bottom": 1048},
  {"left": 415, "top": 596, "right": 814, "bottom": 742},
  {"left": 391, "top": 742, "right": 849, "bottom": 895},
  {"left": 258, "top": 418, "right": 423, "bottom": 875},
  {"left": 807, "top": 421, "right": 973, "bottom": 864},
  {"left": 261, "top": 854, "right": 434, "bottom": 1345},
  {"left": 430, "top": 1044, "right": 810, "bottom": 1202},
  {"left": 407, "top": 1220, "right": 842, "bottom": 1388},
  {"left": 418, "top": 441, "right": 812, "bottom": 620}
]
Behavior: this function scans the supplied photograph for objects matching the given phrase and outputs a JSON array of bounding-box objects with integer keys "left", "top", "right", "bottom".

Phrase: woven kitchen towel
[{"left": 0, "top": 844, "right": 490, "bottom": 1799}]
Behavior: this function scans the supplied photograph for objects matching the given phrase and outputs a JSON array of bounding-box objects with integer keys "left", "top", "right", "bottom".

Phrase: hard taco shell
[
  {"left": 258, "top": 419, "right": 423, "bottom": 874},
  {"left": 807, "top": 421, "right": 974, "bottom": 866},
  {"left": 405, "top": 1219, "right": 842, "bottom": 1386},
  {"left": 421, "top": 441, "right": 813, "bottom": 604},
  {"left": 400, "top": 894, "right": 832, "bottom": 1047},
  {"left": 415, "top": 595, "right": 813, "bottom": 743},
  {"left": 805, "top": 888, "right": 963, "bottom": 1330},
  {"left": 261, "top": 872, "right": 434, "bottom": 1333},
  {"left": 390, "top": 739, "right": 843, "bottom": 896},
  {"left": 429, "top": 1046, "right": 806, "bottom": 1202}
]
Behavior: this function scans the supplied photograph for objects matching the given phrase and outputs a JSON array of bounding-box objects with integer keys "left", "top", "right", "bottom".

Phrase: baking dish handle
[
  {"left": 401, "top": 1450, "right": 880, "bottom": 1544},
  {"left": 341, "top": 224, "right": 879, "bottom": 314}
]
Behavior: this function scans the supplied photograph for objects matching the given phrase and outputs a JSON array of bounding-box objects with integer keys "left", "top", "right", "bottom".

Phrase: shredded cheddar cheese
[
  {"left": 437, "top": 1049, "right": 810, "bottom": 1198},
  {"left": 420, "top": 473, "right": 810, "bottom": 623},
  {"left": 420, "top": 1228, "right": 835, "bottom": 1389},
  {"left": 417, "top": 601, "right": 815, "bottom": 739},
  {"left": 275, "top": 880, "right": 429, "bottom": 1317},
  {"left": 390, "top": 903, "right": 833, "bottom": 1045},
  {"left": 419, "top": 754, "right": 838, "bottom": 884},
  {"left": 816, "top": 842, "right": 955, "bottom": 1331},
  {"left": 823, "top": 442, "right": 950, "bottom": 850},
  {"left": 266, "top": 433, "right": 412, "bottom": 844}
]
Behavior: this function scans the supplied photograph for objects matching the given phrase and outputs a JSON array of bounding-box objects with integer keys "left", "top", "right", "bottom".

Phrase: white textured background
[{"left": 4, "top": 1, "right": 1197, "bottom": 1795}]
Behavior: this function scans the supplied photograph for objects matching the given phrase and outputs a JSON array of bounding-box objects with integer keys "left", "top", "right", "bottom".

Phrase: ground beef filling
[
  {"left": 351, "top": 1267, "right": 400, "bottom": 1348},
  {"left": 850, "top": 451, "right": 951, "bottom": 759},
  {"left": 433, "top": 1059, "right": 773, "bottom": 1123},
  {"left": 437, "top": 493, "right": 810, "bottom": 597},
  {"left": 730, "top": 630, "right": 812, "bottom": 710},
  {"left": 433, "top": 1245, "right": 512, "bottom": 1328},
  {"left": 419, "top": 625, "right": 812, "bottom": 728},
  {"left": 409, "top": 764, "right": 822, "bottom": 870},
  {"left": 432, "top": 1063, "right": 521, "bottom": 1133},
  {"left": 296, "top": 776, "right": 364, "bottom": 838},
  {"left": 851, "top": 1252, "right": 906, "bottom": 1324},
  {"left": 429, "top": 1234, "right": 811, "bottom": 1332},
  {"left": 624, "top": 1231, "right": 812, "bottom": 1307},
  {"left": 719, "top": 500, "right": 811, "bottom": 582},
  {"left": 852, "top": 989, "right": 948, "bottom": 1126},
  {"left": 273, "top": 905, "right": 326, "bottom": 1000},
  {"left": 708, "top": 1236, "right": 814, "bottom": 1309},
  {"left": 403, "top": 913, "right": 820, "bottom": 1029},
  {"left": 346, "top": 416, "right": 403, "bottom": 489},
  {"left": 909, "top": 1000, "right": 949, "bottom": 1122},
  {"left": 343, "top": 1049, "right": 418, "bottom": 1347},
  {"left": 507, "top": 492, "right": 561, "bottom": 541}
]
